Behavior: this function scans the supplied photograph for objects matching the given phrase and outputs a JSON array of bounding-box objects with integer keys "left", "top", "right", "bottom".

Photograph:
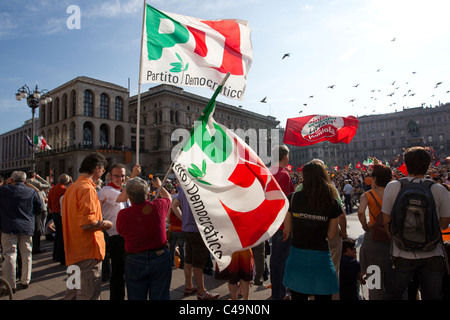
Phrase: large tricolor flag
[
  {"left": 139, "top": 3, "right": 253, "bottom": 100},
  {"left": 283, "top": 114, "right": 359, "bottom": 147},
  {"left": 172, "top": 75, "right": 289, "bottom": 271}
]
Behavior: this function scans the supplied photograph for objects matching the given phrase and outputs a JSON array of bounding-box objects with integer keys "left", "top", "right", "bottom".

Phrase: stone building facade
[{"left": 0, "top": 76, "right": 280, "bottom": 180}]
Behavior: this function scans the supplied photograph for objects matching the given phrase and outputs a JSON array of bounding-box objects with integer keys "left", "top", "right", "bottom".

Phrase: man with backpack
[{"left": 382, "top": 146, "right": 450, "bottom": 300}]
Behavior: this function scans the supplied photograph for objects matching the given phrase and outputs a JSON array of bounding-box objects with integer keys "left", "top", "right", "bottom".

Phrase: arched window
[
  {"left": 100, "top": 124, "right": 109, "bottom": 147},
  {"left": 83, "top": 122, "right": 93, "bottom": 148},
  {"left": 48, "top": 101, "right": 53, "bottom": 125},
  {"left": 100, "top": 93, "right": 109, "bottom": 119},
  {"left": 156, "top": 129, "right": 162, "bottom": 148},
  {"left": 115, "top": 97, "right": 123, "bottom": 121},
  {"left": 41, "top": 105, "right": 46, "bottom": 127},
  {"left": 83, "top": 90, "right": 93, "bottom": 117},
  {"left": 54, "top": 97, "right": 60, "bottom": 122},
  {"left": 71, "top": 90, "right": 76, "bottom": 117},
  {"left": 70, "top": 122, "right": 76, "bottom": 145},
  {"left": 62, "top": 94, "right": 68, "bottom": 120}
]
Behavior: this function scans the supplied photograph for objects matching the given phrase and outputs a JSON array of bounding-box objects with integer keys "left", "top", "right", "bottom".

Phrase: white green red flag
[
  {"left": 283, "top": 115, "right": 359, "bottom": 147},
  {"left": 33, "top": 135, "right": 51, "bottom": 150},
  {"left": 172, "top": 77, "right": 289, "bottom": 271},
  {"left": 140, "top": 4, "right": 253, "bottom": 100}
]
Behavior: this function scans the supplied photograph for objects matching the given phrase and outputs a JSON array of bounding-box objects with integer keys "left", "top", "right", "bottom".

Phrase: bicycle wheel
[{"left": 0, "top": 277, "right": 13, "bottom": 300}]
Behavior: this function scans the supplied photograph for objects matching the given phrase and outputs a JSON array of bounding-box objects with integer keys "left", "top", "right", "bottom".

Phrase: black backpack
[{"left": 390, "top": 177, "right": 441, "bottom": 252}]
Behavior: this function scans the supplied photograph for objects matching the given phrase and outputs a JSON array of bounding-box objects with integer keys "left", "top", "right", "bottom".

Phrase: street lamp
[{"left": 15, "top": 84, "right": 52, "bottom": 171}]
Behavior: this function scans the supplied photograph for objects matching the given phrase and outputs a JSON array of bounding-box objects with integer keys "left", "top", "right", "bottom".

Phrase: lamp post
[{"left": 15, "top": 84, "right": 52, "bottom": 171}]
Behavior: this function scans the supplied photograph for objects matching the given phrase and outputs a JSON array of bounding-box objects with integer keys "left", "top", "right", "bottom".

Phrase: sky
[{"left": 1, "top": 0, "right": 450, "bottom": 135}]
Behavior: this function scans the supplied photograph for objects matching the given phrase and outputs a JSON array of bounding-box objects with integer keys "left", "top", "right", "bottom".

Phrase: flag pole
[
  {"left": 154, "top": 72, "right": 231, "bottom": 198},
  {"left": 136, "top": 0, "right": 147, "bottom": 165}
]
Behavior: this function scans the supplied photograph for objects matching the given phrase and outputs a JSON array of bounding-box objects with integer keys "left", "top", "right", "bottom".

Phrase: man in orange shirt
[{"left": 62, "top": 153, "right": 112, "bottom": 300}]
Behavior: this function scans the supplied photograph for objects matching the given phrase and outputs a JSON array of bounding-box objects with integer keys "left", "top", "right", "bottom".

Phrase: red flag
[
  {"left": 283, "top": 115, "right": 359, "bottom": 147},
  {"left": 398, "top": 163, "right": 408, "bottom": 176},
  {"left": 286, "top": 164, "right": 293, "bottom": 172},
  {"left": 356, "top": 161, "right": 362, "bottom": 169}
]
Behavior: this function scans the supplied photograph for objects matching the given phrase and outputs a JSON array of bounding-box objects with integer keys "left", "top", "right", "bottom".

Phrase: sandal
[{"left": 184, "top": 287, "right": 198, "bottom": 296}]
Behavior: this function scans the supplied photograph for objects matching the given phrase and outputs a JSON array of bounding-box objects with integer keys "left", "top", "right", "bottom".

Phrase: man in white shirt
[
  {"left": 382, "top": 147, "right": 450, "bottom": 300},
  {"left": 99, "top": 163, "right": 140, "bottom": 300},
  {"left": 343, "top": 180, "right": 354, "bottom": 214}
]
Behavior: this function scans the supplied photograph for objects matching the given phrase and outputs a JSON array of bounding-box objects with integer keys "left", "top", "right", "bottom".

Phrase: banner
[
  {"left": 140, "top": 4, "right": 253, "bottom": 100},
  {"left": 283, "top": 115, "right": 359, "bottom": 147},
  {"left": 172, "top": 78, "right": 288, "bottom": 271}
]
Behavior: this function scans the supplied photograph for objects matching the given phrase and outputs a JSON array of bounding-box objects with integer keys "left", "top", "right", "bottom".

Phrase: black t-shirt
[{"left": 287, "top": 190, "right": 342, "bottom": 251}]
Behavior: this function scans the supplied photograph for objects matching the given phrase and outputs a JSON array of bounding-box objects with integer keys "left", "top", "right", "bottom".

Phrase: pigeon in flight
[
  {"left": 260, "top": 97, "right": 267, "bottom": 103},
  {"left": 309, "top": 95, "right": 314, "bottom": 98},
  {"left": 353, "top": 84, "right": 360, "bottom": 88},
  {"left": 282, "top": 53, "right": 290, "bottom": 60},
  {"left": 349, "top": 99, "right": 355, "bottom": 103},
  {"left": 327, "top": 85, "right": 335, "bottom": 89},
  {"left": 391, "top": 37, "right": 396, "bottom": 42},
  {"left": 435, "top": 82, "right": 443, "bottom": 88}
]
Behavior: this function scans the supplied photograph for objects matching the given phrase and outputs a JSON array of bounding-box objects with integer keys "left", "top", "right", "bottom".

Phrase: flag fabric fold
[
  {"left": 172, "top": 78, "right": 288, "bottom": 271},
  {"left": 283, "top": 115, "right": 359, "bottom": 147},
  {"left": 140, "top": 4, "right": 253, "bottom": 100},
  {"left": 25, "top": 134, "right": 34, "bottom": 147}
]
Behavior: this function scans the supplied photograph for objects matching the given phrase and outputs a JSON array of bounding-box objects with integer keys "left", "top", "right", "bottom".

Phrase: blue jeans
[
  {"left": 384, "top": 256, "right": 446, "bottom": 300},
  {"left": 269, "top": 229, "right": 290, "bottom": 299},
  {"left": 124, "top": 248, "right": 172, "bottom": 300}
]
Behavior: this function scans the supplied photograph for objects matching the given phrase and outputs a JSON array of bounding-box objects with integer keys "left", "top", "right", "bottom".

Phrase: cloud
[
  {"left": 87, "top": 0, "right": 142, "bottom": 18},
  {"left": 0, "top": 12, "right": 18, "bottom": 39}
]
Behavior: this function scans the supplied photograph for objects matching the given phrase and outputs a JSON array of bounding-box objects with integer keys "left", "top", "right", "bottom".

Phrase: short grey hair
[
  {"left": 58, "top": 174, "right": 71, "bottom": 184},
  {"left": 125, "top": 177, "right": 149, "bottom": 204},
  {"left": 11, "top": 171, "right": 27, "bottom": 183}
]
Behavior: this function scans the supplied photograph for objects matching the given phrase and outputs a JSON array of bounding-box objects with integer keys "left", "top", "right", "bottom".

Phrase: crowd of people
[{"left": 0, "top": 145, "right": 449, "bottom": 300}]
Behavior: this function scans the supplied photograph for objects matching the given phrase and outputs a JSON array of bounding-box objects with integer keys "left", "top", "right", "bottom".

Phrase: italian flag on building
[{"left": 173, "top": 75, "right": 289, "bottom": 271}]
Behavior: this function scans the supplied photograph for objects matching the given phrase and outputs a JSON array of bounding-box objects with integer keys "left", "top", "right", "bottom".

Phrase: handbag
[{"left": 366, "top": 190, "right": 390, "bottom": 243}]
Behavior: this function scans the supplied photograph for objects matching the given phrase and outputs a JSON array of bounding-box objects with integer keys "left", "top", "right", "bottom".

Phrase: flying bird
[
  {"left": 377, "top": 69, "right": 381, "bottom": 72},
  {"left": 299, "top": 110, "right": 303, "bottom": 114},
  {"left": 260, "top": 97, "right": 267, "bottom": 103},
  {"left": 435, "top": 82, "right": 443, "bottom": 88},
  {"left": 391, "top": 37, "right": 396, "bottom": 42},
  {"left": 309, "top": 95, "right": 314, "bottom": 98},
  {"left": 327, "top": 85, "right": 335, "bottom": 89},
  {"left": 349, "top": 99, "right": 355, "bottom": 103},
  {"left": 303, "top": 103, "right": 308, "bottom": 106},
  {"left": 282, "top": 53, "right": 290, "bottom": 60},
  {"left": 387, "top": 92, "right": 395, "bottom": 97},
  {"left": 353, "top": 83, "right": 360, "bottom": 88},
  {"left": 391, "top": 81, "right": 396, "bottom": 85},
  {"left": 412, "top": 71, "right": 417, "bottom": 74}
]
